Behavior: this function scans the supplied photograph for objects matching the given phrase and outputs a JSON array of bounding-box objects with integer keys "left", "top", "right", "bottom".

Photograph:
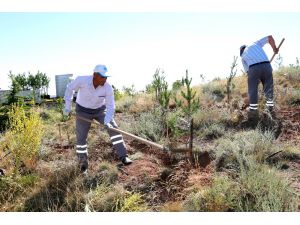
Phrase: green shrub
[
  {"left": 183, "top": 165, "right": 297, "bottom": 212},
  {"left": 129, "top": 110, "right": 163, "bottom": 142},
  {"left": 0, "top": 174, "right": 39, "bottom": 206},
  {"left": 87, "top": 184, "right": 148, "bottom": 212},
  {"left": 115, "top": 95, "right": 135, "bottom": 113},
  {"left": 87, "top": 184, "right": 126, "bottom": 212},
  {"left": 4, "top": 104, "right": 44, "bottom": 176},
  {"left": 276, "top": 66, "right": 300, "bottom": 84},
  {"left": 183, "top": 176, "right": 239, "bottom": 211},
  {"left": 112, "top": 85, "right": 123, "bottom": 101},
  {"left": 166, "top": 111, "right": 183, "bottom": 137},
  {"left": 215, "top": 129, "right": 276, "bottom": 172},
  {"left": 193, "top": 108, "right": 222, "bottom": 129},
  {"left": 236, "top": 163, "right": 297, "bottom": 211},
  {"left": 120, "top": 193, "right": 147, "bottom": 212},
  {"left": 201, "top": 82, "right": 225, "bottom": 102},
  {"left": 200, "top": 123, "right": 225, "bottom": 140}
]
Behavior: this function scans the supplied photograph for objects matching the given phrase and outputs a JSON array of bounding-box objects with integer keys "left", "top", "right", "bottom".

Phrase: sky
[{"left": 1, "top": 1, "right": 300, "bottom": 97}]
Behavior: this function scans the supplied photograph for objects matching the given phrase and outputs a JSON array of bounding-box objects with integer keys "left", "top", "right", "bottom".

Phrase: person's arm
[
  {"left": 268, "top": 35, "right": 278, "bottom": 54},
  {"left": 104, "top": 84, "right": 115, "bottom": 125},
  {"left": 64, "top": 77, "right": 81, "bottom": 112},
  {"left": 242, "top": 58, "right": 249, "bottom": 73}
]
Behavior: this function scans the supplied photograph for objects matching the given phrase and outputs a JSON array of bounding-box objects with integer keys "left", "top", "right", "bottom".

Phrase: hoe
[{"left": 75, "top": 115, "right": 195, "bottom": 163}]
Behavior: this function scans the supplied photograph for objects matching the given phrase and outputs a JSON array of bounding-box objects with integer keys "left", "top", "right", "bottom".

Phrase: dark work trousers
[
  {"left": 247, "top": 63, "right": 274, "bottom": 110},
  {"left": 75, "top": 103, "right": 127, "bottom": 160}
]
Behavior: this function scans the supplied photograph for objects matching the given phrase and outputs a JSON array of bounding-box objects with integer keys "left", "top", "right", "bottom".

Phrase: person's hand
[
  {"left": 104, "top": 123, "right": 113, "bottom": 129},
  {"left": 63, "top": 108, "right": 71, "bottom": 116},
  {"left": 273, "top": 47, "right": 279, "bottom": 54}
]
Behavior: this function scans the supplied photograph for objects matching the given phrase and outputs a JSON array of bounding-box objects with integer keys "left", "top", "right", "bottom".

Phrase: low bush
[
  {"left": 87, "top": 184, "right": 147, "bottom": 212},
  {"left": 183, "top": 175, "right": 239, "bottom": 211},
  {"left": 193, "top": 108, "right": 222, "bottom": 129},
  {"left": 0, "top": 174, "right": 39, "bottom": 206},
  {"left": 275, "top": 66, "right": 300, "bottom": 85},
  {"left": 215, "top": 129, "right": 276, "bottom": 172},
  {"left": 201, "top": 82, "right": 226, "bottom": 102},
  {"left": 119, "top": 193, "right": 147, "bottom": 212},
  {"left": 183, "top": 163, "right": 297, "bottom": 212},
  {"left": 129, "top": 110, "right": 164, "bottom": 142},
  {"left": 199, "top": 123, "right": 226, "bottom": 140},
  {"left": 236, "top": 162, "right": 297, "bottom": 211}
]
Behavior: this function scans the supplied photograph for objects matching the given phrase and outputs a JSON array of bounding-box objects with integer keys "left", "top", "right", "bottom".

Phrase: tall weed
[{"left": 5, "top": 104, "right": 44, "bottom": 176}]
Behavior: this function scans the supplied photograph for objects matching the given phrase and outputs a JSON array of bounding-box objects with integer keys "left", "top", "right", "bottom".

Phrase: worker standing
[
  {"left": 240, "top": 35, "right": 278, "bottom": 127},
  {"left": 63, "top": 64, "right": 132, "bottom": 173}
]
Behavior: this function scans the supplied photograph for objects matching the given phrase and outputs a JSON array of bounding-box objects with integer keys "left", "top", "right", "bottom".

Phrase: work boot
[
  {"left": 247, "top": 109, "right": 259, "bottom": 129},
  {"left": 121, "top": 156, "right": 133, "bottom": 166},
  {"left": 77, "top": 153, "right": 88, "bottom": 173}
]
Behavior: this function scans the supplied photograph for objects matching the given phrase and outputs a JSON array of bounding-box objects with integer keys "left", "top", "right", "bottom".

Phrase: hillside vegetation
[{"left": 0, "top": 65, "right": 299, "bottom": 212}]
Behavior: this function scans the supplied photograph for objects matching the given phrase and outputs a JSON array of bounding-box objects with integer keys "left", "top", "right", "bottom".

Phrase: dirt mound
[
  {"left": 118, "top": 158, "right": 163, "bottom": 185},
  {"left": 277, "top": 107, "right": 300, "bottom": 142},
  {"left": 183, "top": 164, "right": 214, "bottom": 193}
]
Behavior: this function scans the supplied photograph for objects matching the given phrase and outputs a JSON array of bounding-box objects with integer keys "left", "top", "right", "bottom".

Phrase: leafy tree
[
  {"left": 27, "top": 72, "right": 39, "bottom": 90},
  {"left": 40, "top": 72, "right": 50, "bottom": 96},
  {"left": 26, "top": 71, "right": 50, "bottom": 100},
  {"left": 14, "top": 73, "right": 28, "bottom": 91},
  {"left": 7, "top": 71, "right": 21, "bottom": 104}
]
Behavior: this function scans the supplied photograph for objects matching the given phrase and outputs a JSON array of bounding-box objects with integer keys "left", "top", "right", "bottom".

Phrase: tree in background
[
  {"left": 14, "top": 73, "right": 29, "bottom": 91},
  {"left": 122, "top": 84, "right": 136, "bottom": 97},
  {"left": 147, "top": 68, "right": 172, "bottom": 112},
  {"left": 172, "top": 79, "right": 184, "bottom": 92},
  {"left": 13, "top": 71, "right": 50, "bottom": 95},
  {"left": 40, "top": 72, "right": 50, "bottom": 96},
  {"left": 151, "top": 68, "right": 165, "bottom": 101},
  {"left": 7, "top": 71, "right": 21, "bottom": 104},
  {"left": 7, "top": 71, "right": 50, "bottom": 103}
]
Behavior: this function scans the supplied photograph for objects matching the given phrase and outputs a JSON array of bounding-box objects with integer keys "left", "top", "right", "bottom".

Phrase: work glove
[
  {"left": 104, "top": 122, "right": 113, "bottom": 129},
  {"left": 63, "top": 108, "right": 71, "bottom": 116}
]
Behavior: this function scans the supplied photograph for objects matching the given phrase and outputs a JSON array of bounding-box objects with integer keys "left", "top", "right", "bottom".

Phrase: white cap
[{"left": 93, "top": 64, "right": 110, "bottom": 77}]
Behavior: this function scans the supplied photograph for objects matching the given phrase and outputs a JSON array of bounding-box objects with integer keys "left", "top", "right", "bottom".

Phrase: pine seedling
[
  {"left": 226, "top": 56, "right": 238, "bottom": 108},
  {"left": 180, "top": 70, "right": 200, "bottom": 120}
]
